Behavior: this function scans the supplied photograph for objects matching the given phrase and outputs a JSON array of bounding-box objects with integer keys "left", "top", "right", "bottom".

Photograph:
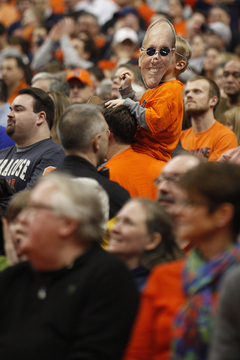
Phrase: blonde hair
[
  {"left": 48, "top": 91, "right": 71, "bottom": 144},
  {"left": 6, "top": 189, "right": 32, "bottom": 223},
  {"left": 175, "top": 35, "right": 192, "bottom": 75},
  {"left": 222, "top": 107, "right": 240, "bottom": 145}
]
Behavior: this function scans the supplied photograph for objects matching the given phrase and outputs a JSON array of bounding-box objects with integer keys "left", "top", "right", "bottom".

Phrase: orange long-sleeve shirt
[
  {"left": 101, "top": 147, "right": 165, "bottom": 199},
  {"left": 123, "top": 259, "right": 185, "bottom": 360},
  {"left": 132, "top": 80, "right": 183, "bottom": 162}
]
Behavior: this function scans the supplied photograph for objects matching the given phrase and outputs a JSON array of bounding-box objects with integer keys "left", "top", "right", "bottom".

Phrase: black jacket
[
  {"left": 57, "top": 156, "right": 130, "bottom": 218},
  {"left": 0, "top": 245, "right": 139, "bottom": 360}
]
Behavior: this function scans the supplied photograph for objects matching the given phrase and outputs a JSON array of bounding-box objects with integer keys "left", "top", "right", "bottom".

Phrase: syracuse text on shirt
[
  {"left": 191, "top": 147, "right": 211, "bottom": 159},
  {"left": 0, "top": 158, "right": 30, "bottom": 183}
]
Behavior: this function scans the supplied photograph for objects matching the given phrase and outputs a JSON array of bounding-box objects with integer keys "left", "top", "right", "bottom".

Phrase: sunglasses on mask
[{"left": 140, "top": 46, "right": 175, "bottom": 57}]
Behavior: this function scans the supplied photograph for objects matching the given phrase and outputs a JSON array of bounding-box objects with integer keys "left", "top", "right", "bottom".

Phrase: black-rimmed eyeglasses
[{"left": 140, "top": 46, "right": 175, "bottom": 57}]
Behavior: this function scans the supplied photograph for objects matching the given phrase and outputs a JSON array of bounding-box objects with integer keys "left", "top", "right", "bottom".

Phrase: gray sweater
[{"left": 31, "top": 36, "right": 93, "bottom": 72}]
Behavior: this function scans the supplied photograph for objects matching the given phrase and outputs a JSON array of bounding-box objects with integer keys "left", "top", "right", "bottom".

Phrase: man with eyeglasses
[
  {"left": 155, "top": 154, "right": 202, "bottom": 250},
  {"left": 0, "top": 172, "right": 139, "bottom": 360},
  {"left": 156, "top": 154, "right": 202, "bottom": 219},
  {"left": 106, "top": 20, "right": 191, "bottom": 163},
  {"left": 215, "top": 58, "right": 240, "bottom": 123}
]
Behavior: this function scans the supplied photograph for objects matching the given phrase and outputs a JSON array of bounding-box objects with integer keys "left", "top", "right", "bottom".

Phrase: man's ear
[
  {"left": 144, "top": 232, "right": 162, "bottom": 251},
  {"left": 58, "top": 217, "right": 79, "bottom": 238},
  {"left": 214, "top": 202, "right": 234, "bottom": 229},
  {"left": 209, "top": 96, "right": 218, "bottom": 108},
  {"left": 36, "top": 111, "right": 46, "bottom": 126},
  {"left": 92, "top": 133, "right": 101, "bottom": 153}
]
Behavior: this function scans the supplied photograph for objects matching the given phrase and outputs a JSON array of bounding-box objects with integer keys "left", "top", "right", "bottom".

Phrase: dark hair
[
  {"left": 88, "top": 65, "right": 105, "bottom": 82},
  {"left": 179, "top": 162, "right": 240, "bottom": 238},
  {"left": 130, "top": 198, "right": 183, "bottom": 270},
  {"left": 209, "top": 4, "right": 229, "bottom": 14},
  {"left": 187, "top": 75, "right": 220, "bottom": 112},
  {"left": 205, "top": 45, "right": 221, "bottom": 53},
  {"left": 189, "top": 9, "right": 207, "bottom": 20},
  {"left": 0, "top": 22, "right": 6, "bottom": 36},
  {"left": 76, "top": 33, "right": 99, "bottom": 62},
  {"left": 3, "top": 55, "right": 33, "bottom": 85},
  {"left": 77, "top": 11, "right": 99, "bottom": 24},
  {"left": 103, "top": 105, "right": 137, "bottom": 144},
  {"left": 177, "top": 0, "right": 185, "bottom": 9},
  {"left": 8, "top": 36, "right": 30, "bottom": 55},
  {"left": 3, "top": 55, "right": 25, "bottom": 71},
  {"left": 0, "top": 79, "right": 8, "bottom": 102},
  {"left": 18, "top": 87, "right": 55, "bottom": 130}
]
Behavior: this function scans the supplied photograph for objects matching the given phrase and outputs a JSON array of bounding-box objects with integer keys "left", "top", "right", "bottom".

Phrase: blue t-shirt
[{"left": 0, "top": 126, "right": 15, "bottom": 150}]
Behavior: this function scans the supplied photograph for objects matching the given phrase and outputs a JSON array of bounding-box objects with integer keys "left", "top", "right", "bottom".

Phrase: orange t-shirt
[
  {"left": 173, "top": 19, "right": 187, "bottom": 38},
  {"left": 8, "top": 80, "right": 29, "bottom": 104},
  {"left": 180, "top": 121, "right": 238, "bottom": 161},
  {"left": 123, "top": 259, "right": 185, "bottom": 360},
  {"left": 132, "top": 80, "right": 183, "bottom": 162},
  {"left": 50, "top": 0, "right": 65, "bottom": 13},
  {"left": 98, "top": 59, "right": 117, "bottom": 71},
  {"left": 137, "top": 3, "right": 156, "bottom": 29},
  {"left": 100, "top": 147, "right": 165, "bottom": 200}
]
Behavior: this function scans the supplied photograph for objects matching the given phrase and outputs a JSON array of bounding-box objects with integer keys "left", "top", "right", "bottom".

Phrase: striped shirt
[{"left": 218, "top": 146, "right": 240, "bottom": 164}]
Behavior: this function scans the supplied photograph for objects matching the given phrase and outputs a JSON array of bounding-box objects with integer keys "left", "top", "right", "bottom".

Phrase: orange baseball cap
[{"left": 66, "top": 68, "right": 93, "bottom": 88}]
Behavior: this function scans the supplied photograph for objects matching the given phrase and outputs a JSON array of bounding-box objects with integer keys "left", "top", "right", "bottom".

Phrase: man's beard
[
  {"left": 5, "top": 124, "right": 15, "bottom": 138},
  {"left": 185, "top": 105, "right": 208, "bottom": 116}
]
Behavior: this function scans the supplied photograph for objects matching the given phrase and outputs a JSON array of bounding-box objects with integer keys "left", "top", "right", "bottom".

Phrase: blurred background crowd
[{"left": 0, "top": 0, "right": 239, "bottom": 118}]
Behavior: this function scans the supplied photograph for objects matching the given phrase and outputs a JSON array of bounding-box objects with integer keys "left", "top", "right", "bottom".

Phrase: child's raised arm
[{"left": 106, "top": 70, "right": 137, "bottom": 108}]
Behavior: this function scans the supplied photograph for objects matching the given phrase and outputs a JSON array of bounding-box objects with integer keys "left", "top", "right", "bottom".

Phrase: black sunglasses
[{"left": 140, "top": 46, "right": 175, "bottom": 57}]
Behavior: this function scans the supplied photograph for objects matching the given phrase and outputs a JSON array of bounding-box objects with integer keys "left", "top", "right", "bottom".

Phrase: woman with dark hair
[
  {"left": 108, "top": 198, "right": 183, "bottom": 291},
  {"left": 124, "top": 162, "right": 240, "bottom": 360}
]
